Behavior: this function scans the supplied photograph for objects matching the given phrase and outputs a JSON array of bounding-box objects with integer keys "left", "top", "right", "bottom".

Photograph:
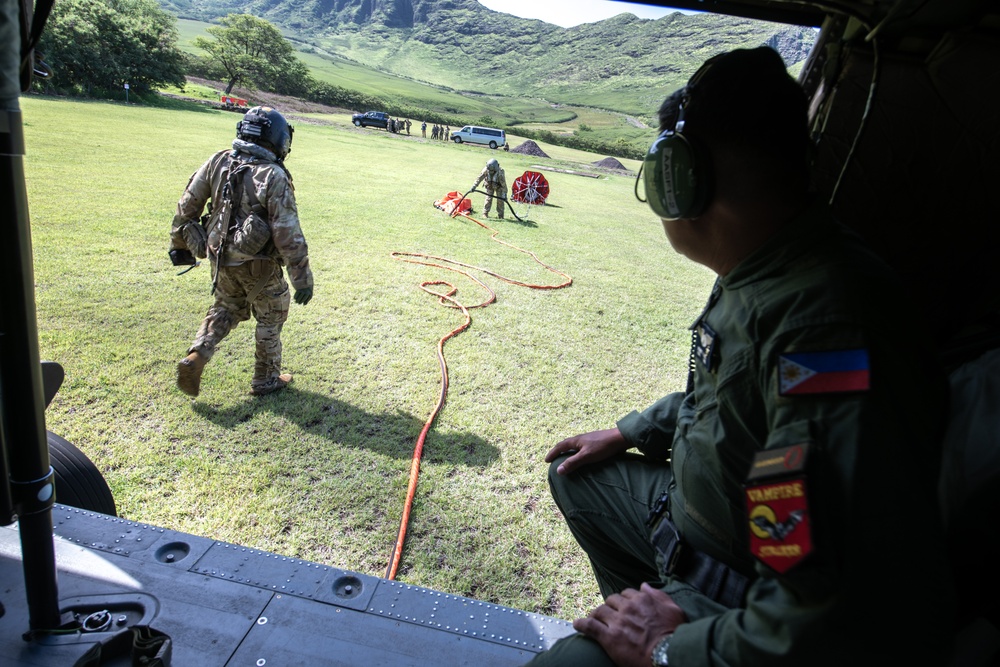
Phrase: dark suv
[{"left": 352, "top": 110, "right": 390, "bottom": 129}]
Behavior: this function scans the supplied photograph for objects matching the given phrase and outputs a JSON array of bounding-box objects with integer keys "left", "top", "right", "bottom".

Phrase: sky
[{"left": 477, "top": 0, "right": 679, "bottom": 28}]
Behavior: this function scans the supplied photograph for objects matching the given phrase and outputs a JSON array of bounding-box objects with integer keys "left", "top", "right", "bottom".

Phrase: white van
[{"left": 450, "top": 125, "right": 506, "bottom": 149}]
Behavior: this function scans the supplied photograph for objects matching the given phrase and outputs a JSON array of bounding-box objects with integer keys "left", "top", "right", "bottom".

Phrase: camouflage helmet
[
  {"left": 237, "top": 106, "right": 294, "bottom": 159},
  {"left": 486, "top": 158, "right": 499, "bottom": 172}
]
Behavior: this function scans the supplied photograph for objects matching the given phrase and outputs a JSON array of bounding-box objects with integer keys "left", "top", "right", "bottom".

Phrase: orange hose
[{"left": 384, "top": 208, "right": 572, "bottom": 579}]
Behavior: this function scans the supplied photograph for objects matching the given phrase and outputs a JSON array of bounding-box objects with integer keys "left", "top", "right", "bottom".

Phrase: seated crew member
[{"left": 526, "top": 46, "right": 955, "bottom": 667}]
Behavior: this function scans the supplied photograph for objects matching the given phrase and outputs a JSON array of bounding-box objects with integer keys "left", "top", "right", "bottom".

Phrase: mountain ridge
[{"left": 161, "top": 0, "right": 816, "bottom": 115}]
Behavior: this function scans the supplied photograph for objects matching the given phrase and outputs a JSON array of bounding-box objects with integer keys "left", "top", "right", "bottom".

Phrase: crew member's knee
[
  {"left": 547, "top": 455, "right": 567, "bottom": 480},
  {"left": 547, "top": 455, "right": 574, "bottom": 503}
]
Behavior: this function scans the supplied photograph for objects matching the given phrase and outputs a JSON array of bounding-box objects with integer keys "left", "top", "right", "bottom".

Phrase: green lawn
[{"left": 21, "top": 94, "right": 714, "bottom": 620}]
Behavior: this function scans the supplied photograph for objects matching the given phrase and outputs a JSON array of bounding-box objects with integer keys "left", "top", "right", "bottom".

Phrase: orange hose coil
[{"left": 385, "top": 207, "right": 572, "bottom": 579}]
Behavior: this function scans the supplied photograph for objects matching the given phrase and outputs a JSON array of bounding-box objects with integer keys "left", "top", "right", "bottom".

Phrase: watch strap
[{"left": 651, "top": 632, "right": 673, "bottom": 666}]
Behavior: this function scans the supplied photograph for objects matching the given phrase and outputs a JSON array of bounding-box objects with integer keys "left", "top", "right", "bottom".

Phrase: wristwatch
[{"left": 651, "top": 633, "right": 672, "bottom": 666}]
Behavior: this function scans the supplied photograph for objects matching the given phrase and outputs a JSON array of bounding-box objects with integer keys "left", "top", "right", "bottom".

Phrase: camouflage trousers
[
  {"left": 483, "top": 186, "right": 505, "bottom": 218},
  {"left": 189, "top": 259, "right": 290, "bottom": 391}
]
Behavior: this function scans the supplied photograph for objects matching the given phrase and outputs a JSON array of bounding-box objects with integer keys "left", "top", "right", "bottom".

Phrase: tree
[
  {"left": 37, "top": 0, "right": 186, "bottom": 96},
  {"left": 194, "top": 14, "right": 312, "bottom": 96}
]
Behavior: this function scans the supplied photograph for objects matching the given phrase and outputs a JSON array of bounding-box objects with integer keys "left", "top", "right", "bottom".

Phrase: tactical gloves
[
  {"left": 294, "top": 287, "right": 313, "bottom": 305},
  {"left": 169, "top": 249, "right": 196, "bottom": 266},
  {"left": 179, "top": 219, "right": 208, "bottom": 259}
]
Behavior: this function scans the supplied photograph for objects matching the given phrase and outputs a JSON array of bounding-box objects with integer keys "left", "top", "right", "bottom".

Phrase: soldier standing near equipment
[
  {"left": 169, "top": 106, "right": 314, "bottom": 398},
  {"left": 443, "top": 125, "right": 450, "bottom": 141},
  {"left": 470, "top": 158, "right": 508, "bottom": 219},
  {"left": 526, "top": 47, "right": 954, "bottom": 667},
  {"left": 405, "top": 119, "right": 412, "bottom": 135}
]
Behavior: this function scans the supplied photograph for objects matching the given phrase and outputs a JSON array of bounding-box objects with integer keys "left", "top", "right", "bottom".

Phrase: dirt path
[{"left": 165, "top": 77, "right": 354, "bottom": 125}]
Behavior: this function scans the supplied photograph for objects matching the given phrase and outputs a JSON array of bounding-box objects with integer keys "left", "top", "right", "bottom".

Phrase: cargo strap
[{"left": 245, "top": 257, "right": 273, "bottom": 305}]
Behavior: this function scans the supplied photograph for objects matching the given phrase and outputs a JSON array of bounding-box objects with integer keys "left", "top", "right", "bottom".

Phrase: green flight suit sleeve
[
  {"left": 616, "top": 391, "right": 686, "bottom": 460},
  {"left": 663, "top": 321, "right": 951, "bottom": 666}
]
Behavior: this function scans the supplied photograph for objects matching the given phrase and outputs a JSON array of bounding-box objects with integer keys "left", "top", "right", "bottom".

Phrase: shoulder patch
[
  {"left": 745, "top": 444, "right": 813, "bottom": 573},
  {"left": 694, "top": 321, "right": 717, "bottom": 371},
  {"left": 778, "top": 348, "right": 870, "bottom": 396}
]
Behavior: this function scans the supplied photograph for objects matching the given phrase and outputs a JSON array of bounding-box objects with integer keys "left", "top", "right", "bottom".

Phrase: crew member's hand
[
  {"left": 574, "top": 583, "right": 687, "bottom": 667},
  {"left": 294, "top": 287, "right": 313, "bottom": 305},
  {"left": 545, "top": 427, "right": 630, "bottom": 475}
]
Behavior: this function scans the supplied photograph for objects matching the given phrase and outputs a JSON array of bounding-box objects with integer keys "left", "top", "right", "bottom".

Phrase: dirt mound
[
  {"left": 593, "top": 156, "right": 627, "bottom": 171},
  {"left": 510, "top": 140, "right": 550, "bottom": 158}
]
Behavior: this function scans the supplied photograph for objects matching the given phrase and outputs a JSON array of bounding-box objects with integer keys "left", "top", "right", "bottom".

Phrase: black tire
[
  {"left": 354, "top": 120, "right": 361, "bottom": 127},
  {"left": 453, "top": 137, "right": 462, "bottom": 144},
  {"left": 489, "top": 141, "right": 498, "bottom": 149},
  {"left": 47, "top": 431, "right": 117, "bottom": 516}
]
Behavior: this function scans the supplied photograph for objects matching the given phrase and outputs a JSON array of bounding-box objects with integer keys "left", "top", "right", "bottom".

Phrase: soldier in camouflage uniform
[
  {"left": 470, "top": 158, "right": 508, "bottom": 219},
  {"left": 169, "top": 106, "right": 314, "bottom": 398}
]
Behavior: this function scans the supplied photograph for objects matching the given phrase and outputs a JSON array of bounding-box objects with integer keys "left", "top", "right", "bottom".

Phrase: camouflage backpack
[{"left": 216, "top": 158, "right": 271, "bottom": 257}]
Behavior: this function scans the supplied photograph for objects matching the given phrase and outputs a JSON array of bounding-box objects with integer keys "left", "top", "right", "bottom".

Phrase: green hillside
[
  {"left": 165, "top": 0, "right": 816, "bottom": 117},
  {"left": 176, "top": 17, "right": 572, "bottom": 126}
]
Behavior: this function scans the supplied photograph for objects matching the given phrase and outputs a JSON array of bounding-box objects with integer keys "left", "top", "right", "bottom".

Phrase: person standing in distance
[
  {"left": 169, "top": 106, "right": 314, "bottom": 397},
  {"left": 470, "top": 158, "right": 508, "bottom": 219},
  {"left": 526, "top": 47, "right": 954, "bottom": 667}
]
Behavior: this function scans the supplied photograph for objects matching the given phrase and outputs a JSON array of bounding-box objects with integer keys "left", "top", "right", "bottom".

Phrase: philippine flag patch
[{"left": 778, "top": 348, "right": 870, "bottom": 396}]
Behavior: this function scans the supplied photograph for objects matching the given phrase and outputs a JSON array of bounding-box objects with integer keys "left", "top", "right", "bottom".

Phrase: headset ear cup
[{"left": 643, "top": 131, "right": 711, "bottom": 219}]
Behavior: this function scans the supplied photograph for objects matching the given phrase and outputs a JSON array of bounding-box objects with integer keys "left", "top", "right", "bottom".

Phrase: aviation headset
[{"left": 640, "top": 56, "right": 722, "bottom": 220}]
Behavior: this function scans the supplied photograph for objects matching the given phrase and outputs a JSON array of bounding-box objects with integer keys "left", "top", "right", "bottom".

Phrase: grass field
[{"left": 21, "top": 94, "right": 714, "bottom": 620}]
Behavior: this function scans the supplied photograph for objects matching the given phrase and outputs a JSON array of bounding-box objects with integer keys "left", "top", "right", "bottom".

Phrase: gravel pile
[
  {"left": 592, "top": 156, "right": 628, "bottom": 171},
  {"left": 510, "top": 140, "right": 550, "bottom": 158}
]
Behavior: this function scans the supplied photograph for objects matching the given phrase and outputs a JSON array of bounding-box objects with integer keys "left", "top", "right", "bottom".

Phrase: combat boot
[
  {"left": 251, "top": 373, "right": 293, "bottom": 396},
  {"left": 177, "top": 351, "right": 208, "bottom": 397}
]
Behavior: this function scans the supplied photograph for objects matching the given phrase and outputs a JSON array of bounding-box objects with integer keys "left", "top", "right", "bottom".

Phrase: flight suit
[
  {"left": 531, "top": 202, "right": 955, "bottom": 666},
  {"left": 171, "top": 142, "right": 313, "bottom": 394},
  {"left": 471, "top": 165, "right": 508, "bottom": 219}
]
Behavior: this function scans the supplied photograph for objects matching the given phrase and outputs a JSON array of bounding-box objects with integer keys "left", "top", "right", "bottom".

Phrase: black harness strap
[{"left": 651, "top": 514, "right": 753, "bottom": 609}]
